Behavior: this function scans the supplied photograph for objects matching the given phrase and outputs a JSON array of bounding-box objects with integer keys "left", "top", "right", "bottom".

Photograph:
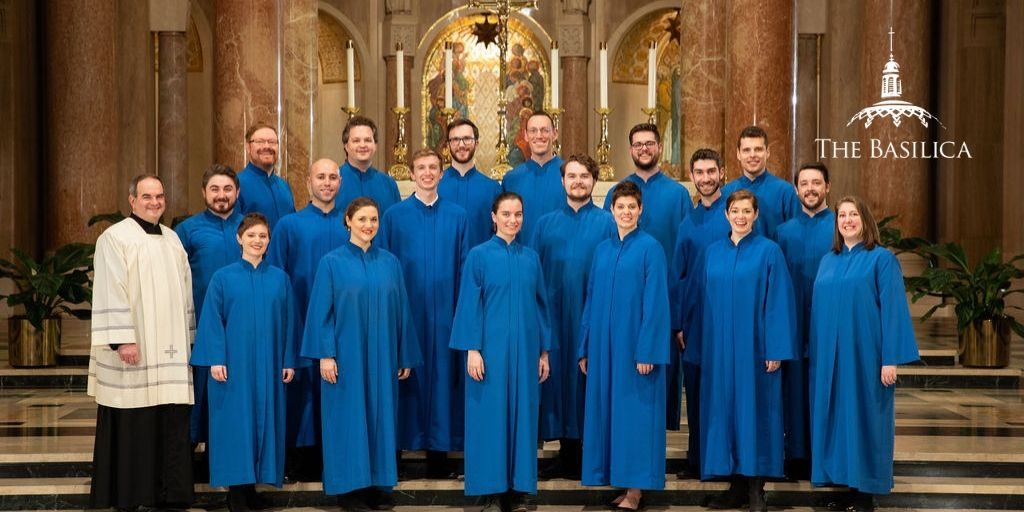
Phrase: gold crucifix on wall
[{"left": 467, "top": 0, "right": 538, "bottom": 178}]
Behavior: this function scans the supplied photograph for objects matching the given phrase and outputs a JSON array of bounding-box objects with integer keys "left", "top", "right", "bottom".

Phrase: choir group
[{"left": 91, "top": 112, "right": 919, "bottom": 512}]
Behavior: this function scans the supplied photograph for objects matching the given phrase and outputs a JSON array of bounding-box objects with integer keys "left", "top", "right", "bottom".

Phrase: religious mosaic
[{"left": 421, "top": 14, "right": 549, "bottom": 170}]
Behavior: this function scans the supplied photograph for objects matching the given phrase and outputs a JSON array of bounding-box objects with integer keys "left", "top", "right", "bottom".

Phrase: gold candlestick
[
  {"left": 595, "top": 107, "right": 614, "bottom": 181},
  {"left": 342, "top": 106, "right": 361, "bottom": 119},
  {"left": 641, "top": 107, "right": 658, "bottom": 126},
  {"left": 389, "top": 107, "right": 410, "bottom": 180},
  {"left": 548, "top": 107, "right": 564, "bottom": 156},
  {"left": 440, "top": 107, "right": 458, "bottom": 168}
]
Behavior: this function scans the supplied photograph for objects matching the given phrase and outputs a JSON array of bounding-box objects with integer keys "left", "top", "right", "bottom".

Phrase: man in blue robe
[
  {"left": 670, "top": 149, "right": 730, "bottom": 479},
  {"left": 501, "top": 111, "right": 565, "bottom": 245},
  {"left": 266, "top": 158, "right": 346, "bottom": 481},
  {"left": 237, "top": 123, "right": 295, "bottom": 229},
  {"left": 603, "top": 123, "right": 691, "bottom": 431},
  {"left": 175, "top": 164, "right": 243, "bottom": 454},
  {"left": 378, "top": 148, "right": 469, "bottom": 479},
  {"left": 439, "top": 119, "right": 502, "bottom": 249},
  {"left": 336, "top": 116, "right": 401, "bottom": 214},
  {"left": 531, "top": 154, "right": 615, "bottom": 480},
  {"left": 774, "top": 162, "right": 835, "bottom": 479},
  {"left": 720, "top": 125, "right": 800, "bottom": 238}
]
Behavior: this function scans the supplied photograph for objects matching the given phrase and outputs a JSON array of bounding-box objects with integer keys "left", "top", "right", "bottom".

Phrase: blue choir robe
[
  {"left": 175, "top": 209, "right": 243, "bottom": 443},
  {"left": 449, "top": 236, "right": 552, "bottom": 496},
  {"left": 775, "top": 208, "right": 835, "bottom": 461},
  {"left": 603, "top": 170, "right": 691, "bottom": 430},
  {"left": 301, "top": 242, "right": 422, "bottom": 495},
  {"left": 439, "top": 166, "right": 502, "bottom": 249},
  {"left": 337, "top": 161, "right": 401, "bottom": 214},
  {"left": 809, "top": 243, "right": 919, "bottom": 495},
  {"left": 237, "top": 163, "right": 296, "bottom": 230},
  {"left": 190, "top": 260, "right": 298, "bottom": 488},
  {"left": 377, "top": 196, "right": 470, "bottom": 452},
  {"left": 669, "top": 195, "right": 730, "bottom": 470},
  {"left": 266, "top": 203, "right": 348, "bottom": 448},
  {"left": 578, "top": 229, "right": 670, "bottom": 490},
  {"left": 699, "top": 234, "right": 798, "bottom": 479},
  {"left": 530, "top": 203, "right": 615, "bottom": 441},
  {"left": 500, "top": 156, "right": 565, "bottom": 245},
  {"left": 720, "top": 170, "right": 800, "bottom": 238}
]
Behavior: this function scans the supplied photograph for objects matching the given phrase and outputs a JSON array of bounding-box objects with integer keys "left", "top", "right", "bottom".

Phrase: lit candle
[
  {"left": 550, "top": 41, "right": 559, "bottom": 110},
  {"left": 599, "top": 42, "right": 608, "bottom": 110},
  {"left": 346, "top": 40, "right": 356, "bottom": 108},
  {"left": 444, "top": 42, "right": 453, "bottom": 109},
  {"left": 647, "top": 42, "right": 657, "bottom": 109},
  {"left": 396, "top": 44, "right": 405, "bottom": 109}
]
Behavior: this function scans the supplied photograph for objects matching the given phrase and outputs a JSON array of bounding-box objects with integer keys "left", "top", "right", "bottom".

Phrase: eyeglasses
[
  {"left": 630, "top": 141, "right": 659, "bottom": 150},
  {"left": 448, "top": 136, "right": 477, "bottom": 146},
  {"left": 250, "top": 139, "right": 279, "bottom": 146},
  {"left": 527, "top": 127, "right": 553, "bottom": 136}
]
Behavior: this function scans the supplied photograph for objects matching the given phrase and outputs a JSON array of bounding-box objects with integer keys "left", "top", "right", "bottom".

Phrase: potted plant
[
  {"left": 0, "top": 243, "right": 94, "bottom": 367},
  {"left": 905, "top": 242, "right": 1024, "bottom": 368}
]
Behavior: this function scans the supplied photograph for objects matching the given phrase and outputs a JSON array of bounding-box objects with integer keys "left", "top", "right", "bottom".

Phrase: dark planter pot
[
  {"left": 7, "top": 318, "right": 60, "bottom": 367},
  {"left": 958, "top": 318, "right": 1011, "bottom": 368}
]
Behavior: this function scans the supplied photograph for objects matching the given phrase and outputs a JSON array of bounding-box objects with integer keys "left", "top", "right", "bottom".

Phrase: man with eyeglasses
[
  {"left": 336, "top": 115, "right": 401, "bottom": 215},
  {"left": 439, "top": 119, "right": 502, "bottom": 249},
  {"left": 500, "top": 111, "right": 566, "bottom": 245},
  {"left": 603, "top": 123, "right": 691, "bottom": 434},
  {"left": 237, "top": 122, "right": 296, "bottom": 230}
]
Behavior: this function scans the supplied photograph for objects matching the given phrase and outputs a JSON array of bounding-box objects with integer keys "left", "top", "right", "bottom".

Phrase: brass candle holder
[
  {"left": 342, "top": 106, "right": 361, "bottom": 119},
  {"left": 595, "top": 107, "right": 614, "bottom": 181},
  {"left": 548, "top": 107, "right": 563, "bottom": 156},
  {"left": 641, "top": 107, "right": 657, "bottom": 126},
  {"left": 389, "top": 107, "right": 411, "bottom": 181},
  {"left": 440, "top": 107, "right": 458, "bottom": 168}
]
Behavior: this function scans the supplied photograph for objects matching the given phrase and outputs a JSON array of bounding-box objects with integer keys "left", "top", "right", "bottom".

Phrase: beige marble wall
[
  {"left": 44, "top": 0, "right": 121, "bottom": 248},
  {"left": 856, "top": 0, "right": 931, "bottom": 239},
  {"left": 724, "top": 0, "right": 794, "bottom": 181},
  {"left": 117, "top": 0, "right": 156, "bottom": 191},
  {"left": 681, "top": 0, "right": 726, "bottom": 162},
  {"left": 213, "top": 0, "right": 282, "bottom": 172},
  {"left": 284, "top": 0, "right": 318, "bottom": 206},
  {"left": 186, "top": 0, "right": 215, "bottom": 213},
  {"left": 158, "top": 31, "right": 190, "bottom": 221}
]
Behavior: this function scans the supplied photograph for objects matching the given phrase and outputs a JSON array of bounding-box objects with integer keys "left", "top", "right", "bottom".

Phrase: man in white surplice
[{"left": 88, "top": 174, "right": 196, "bottom": 511}]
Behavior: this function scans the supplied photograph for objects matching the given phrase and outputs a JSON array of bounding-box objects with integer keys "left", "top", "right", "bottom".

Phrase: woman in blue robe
[
  {"left": 699, "top": 190, "right": 797, "bottom": 512},
  {"left": 301, "top": 197, "right": 422, "bottom": 512},
  {"left": 190, "top": 213, "right": 297, "bottom": 512},
  {"left": 809, "top": 196, "right": 919, "bottom": 512},
  {"left": 449, "top": 191, "right": 552, "bottom": 512},
  {"left": 579, "top": 181, "right": 670, "bottom": 510}
]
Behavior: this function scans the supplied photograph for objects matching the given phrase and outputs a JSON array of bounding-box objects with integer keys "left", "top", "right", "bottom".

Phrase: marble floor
[{"left": 0, "top": 318, "right": 1021, "bottom": 510}]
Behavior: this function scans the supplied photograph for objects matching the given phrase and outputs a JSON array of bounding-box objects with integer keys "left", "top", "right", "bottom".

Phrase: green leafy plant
[
  {"left": 0, "top": 243, "right": 95, "bottom": 329},
  {"left": 904, "top": 243, "right": 1024, "bottom": 338}
]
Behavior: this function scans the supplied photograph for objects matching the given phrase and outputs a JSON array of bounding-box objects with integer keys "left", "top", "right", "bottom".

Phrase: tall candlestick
[
  {"left": 599, "top": 42, "right": 608, "bottom": 110},
  {"left": 444, "top": 43, "right": 453, "bottom": 110},
  {"left": 396, "top": 44, "right": 405, "bottom": 109},
  {"left": 346, "top": 40, "right": 356, "bottom": 109},
  {"left": 647, "top": 41, "right": 657, "bottom": 109},
  {"left": 550, "top": 41, "right": 559, "bottom": 110}
]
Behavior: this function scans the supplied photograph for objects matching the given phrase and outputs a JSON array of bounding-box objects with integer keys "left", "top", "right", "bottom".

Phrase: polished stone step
[
  {"left": 0, "top": 475, "right": 1023, "bottom": 510},
  {"left": 899, "top": 366, "right": 1022, "bottom": 389}
]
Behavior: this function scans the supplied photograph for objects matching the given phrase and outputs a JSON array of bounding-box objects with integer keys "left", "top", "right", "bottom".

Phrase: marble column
[
  {"left": 118, "top": 0, "right": 156, "bottom": 192},
  {"left": 45, "top": 0, "right": 120, "bottom": 248},
  {"left": 0, "top": 0, "right": 41, "bottom": 262},
  {"left": 283, "top": 0, "right": 317, "bottom": 205},
  {"left": 680, "top": 0, "right": 726, "bottom": 164},
  {"left": 856, "top": 0, "right": 931, "bottom": 239},
  {"left": 213, "top": 0, "right": 282, "bottom": 174},
  {"left": 158, "top": 31, "right": 189, "bottom": 221},
  {"left": 559, "top": 56, "right": 589, "bottom": 158},
  {"left": 724, "top": 0, "right": 794, "bottom": 181},
  {"left": 1003, "top": 0, "right": 1024, "bottom": 314}
]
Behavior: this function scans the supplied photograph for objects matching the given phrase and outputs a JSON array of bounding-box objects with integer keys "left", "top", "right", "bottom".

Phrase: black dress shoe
[
  {"left": 508, "top": 491, "right": 531, "bottom": 512},
  {"left": 706, "top": 479, "right": 749, "bottom": 509},
  {"left": 361, "top": 488, "right": 395, "bottom": 511},
  {"left": 479, "top": 494, "right": 502, "bottom": 512},
  {"left": 243, "top": 485, "right": 273, "bottom": 510},
  {"left": 337, "top": 492, "right": 373, "bottom": 512},
  {"left": 748, "top": 477, "right": 766, "bottom": 512}
]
